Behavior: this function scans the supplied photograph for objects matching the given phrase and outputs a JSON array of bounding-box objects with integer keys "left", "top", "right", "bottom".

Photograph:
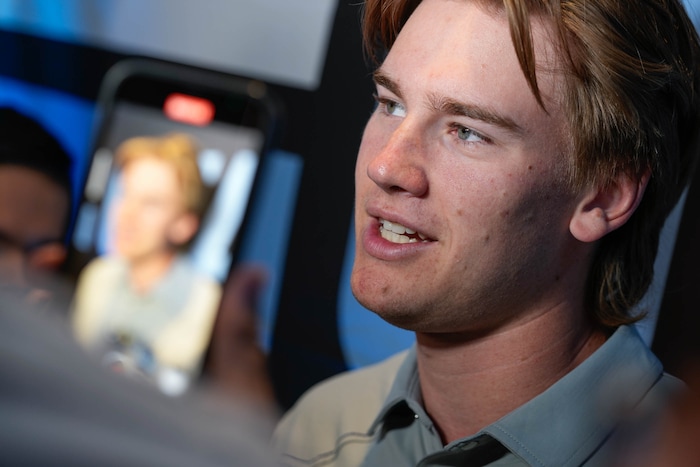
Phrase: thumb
[
  {"left": 214, "top": 264, "right": 268, "bottom": 345},
  {"left": 207, "top": 264, "right": 276, "bottom": 410}
]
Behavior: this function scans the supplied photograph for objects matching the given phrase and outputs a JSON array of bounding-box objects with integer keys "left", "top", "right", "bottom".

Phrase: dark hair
[
  {"left": 362, "top": 0, "right": 700, "bottom": 327},
  {"left": 0, "top": 107, "right": 73, "bottom": 199}
]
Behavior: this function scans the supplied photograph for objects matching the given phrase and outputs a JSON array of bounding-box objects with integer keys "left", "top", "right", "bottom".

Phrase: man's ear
[
  {"left": 168, "top": 213, "right": 200, "bottom": 246},
  {"left": 569, "top": 171, "right": 650, "bottom": 243}
]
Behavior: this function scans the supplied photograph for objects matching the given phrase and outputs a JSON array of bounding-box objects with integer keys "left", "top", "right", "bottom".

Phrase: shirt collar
[
  {"left": 369, "top": 344, "right": 429, "bottom": 434},
  {"left": 486, "top": 325, "right": 663, "bottom": 466},
  {"left": 369, "top": 325, "right": 663, "bottom": 466}
]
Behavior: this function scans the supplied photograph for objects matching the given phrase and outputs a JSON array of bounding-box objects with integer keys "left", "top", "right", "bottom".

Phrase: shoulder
[
  {"left": 173, "top": 258, "right": 221, "bottom": 293},
  {"left": 638, "top": 371, "right": 686, "bottom": 414},
  {"left": 73, "top": 256, "right": 124, "bottom": 306},
  {"left": 184, "top": 270, "right": 222, "bottom": 308},
  {"left": 293, "top": 348, "right": 407, "bottom": 406},
  {"left": 272, "top": 350, "right": 409, "bottom": 467},
  {"left": 78, "top": 256, "right": 123, "bottom": 284}
]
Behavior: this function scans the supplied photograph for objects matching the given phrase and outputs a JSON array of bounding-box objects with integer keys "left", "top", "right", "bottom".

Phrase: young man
[
  {"left": 0, "top": 107, "right": 73, "bottom": 305},
  {"left": 72, "top": 133, "right": 221, "bottom": 387},
  {"left": 270, "top": 0, "right": 700, "bottom": 465}
]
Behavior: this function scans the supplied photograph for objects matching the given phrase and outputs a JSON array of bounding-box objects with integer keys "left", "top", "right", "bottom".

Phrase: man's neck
[
  {"left": 414, "top": 306, "right": 608, "bottom": 444},
  {"left": 127, "top": 251, "right": 177, "bottom": 294}
]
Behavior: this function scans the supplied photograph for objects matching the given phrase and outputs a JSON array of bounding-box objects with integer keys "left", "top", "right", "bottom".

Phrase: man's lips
[
  {"left": 378, "top": 218, "right": 433, "bottom": 244},
  {"left": 359, "top": 215, "right": 436, "bottom": 261}
]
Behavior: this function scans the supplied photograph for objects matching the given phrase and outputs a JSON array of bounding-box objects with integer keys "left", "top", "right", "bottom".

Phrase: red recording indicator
[{"left": 163, "top": 93, "right": 215, "bottom": 126}]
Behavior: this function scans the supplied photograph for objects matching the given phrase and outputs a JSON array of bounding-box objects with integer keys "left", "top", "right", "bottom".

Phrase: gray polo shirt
[
  {"left": 97, "top": 256, "right": 197, "bottom": 344},
  {"left": 273, "top": 325, "right": 682, "bottom": 466}
]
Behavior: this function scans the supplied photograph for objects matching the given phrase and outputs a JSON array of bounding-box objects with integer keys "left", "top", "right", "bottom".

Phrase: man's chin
[{"left": 351, "top": 290, "right": 418, "bottom": 332}]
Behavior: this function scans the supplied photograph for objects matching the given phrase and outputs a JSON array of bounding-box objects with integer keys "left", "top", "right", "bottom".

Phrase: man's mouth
[{"left": 379, "top": 218, "right": 430, "bottom": 244}]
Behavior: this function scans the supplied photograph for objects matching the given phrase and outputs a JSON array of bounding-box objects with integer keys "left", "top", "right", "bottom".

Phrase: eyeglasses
[
  {"left": 0, "top": 230, "right": 68, "bottom": 309},
  {"left": 0, "top": 230, "right": 66, "bottom": 287}
]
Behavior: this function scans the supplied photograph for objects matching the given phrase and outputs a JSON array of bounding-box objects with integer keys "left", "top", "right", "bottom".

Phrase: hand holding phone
[{"left": 205, "top": 265, "right": 277, "bottom": 409}]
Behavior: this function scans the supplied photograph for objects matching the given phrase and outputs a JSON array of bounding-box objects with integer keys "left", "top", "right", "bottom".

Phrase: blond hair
[{"left": 115, "top": 133, "right": 204, "bottom": 216}]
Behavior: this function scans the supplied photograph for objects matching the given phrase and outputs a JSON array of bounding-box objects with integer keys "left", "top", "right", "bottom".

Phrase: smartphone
[{"left": 65, "top": 59, "right": 279, "bottom": 396}]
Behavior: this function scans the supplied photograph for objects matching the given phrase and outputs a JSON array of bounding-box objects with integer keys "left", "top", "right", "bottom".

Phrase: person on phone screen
[{"left": 72, "top": 132, "right": 221, "bottom": 393}]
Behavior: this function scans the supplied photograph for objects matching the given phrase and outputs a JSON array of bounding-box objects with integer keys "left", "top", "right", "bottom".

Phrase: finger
[{"left": 214, "top": 264, "right": 268, "bottom": 344}]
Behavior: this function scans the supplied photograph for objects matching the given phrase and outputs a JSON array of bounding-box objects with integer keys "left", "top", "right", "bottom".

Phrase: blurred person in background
[{"left": 0, "top": 106, "right": 72, "bottom": 307}]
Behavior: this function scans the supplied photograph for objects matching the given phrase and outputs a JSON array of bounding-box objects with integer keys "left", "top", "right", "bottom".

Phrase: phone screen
[{"left": 66, "top": 60, "right": 277, "bottom": 396}]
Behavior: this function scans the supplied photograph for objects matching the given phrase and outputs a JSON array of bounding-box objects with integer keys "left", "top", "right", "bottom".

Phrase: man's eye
[
  {"left": 455, "top": 125, "right": 485, "bottom": 143},
  {"left": 385, "top": 100, "right": 406, "bottom": 117},
  {"left": 374, "top": 95, "right": 407, "bottom": 118}
]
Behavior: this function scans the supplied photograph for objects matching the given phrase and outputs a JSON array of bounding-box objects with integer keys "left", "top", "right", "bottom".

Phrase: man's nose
[{"left": 366, "top": 122, "right": 429, "bottom": 197}]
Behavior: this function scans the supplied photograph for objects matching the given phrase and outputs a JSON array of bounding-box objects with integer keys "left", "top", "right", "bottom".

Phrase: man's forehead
[
  {"left": 0, "top": 164, "right": 69, "bottom": 199},
  {"left": 384, "top": 0, "right": 566, "bottom": 110},
  {"left": 391, "top": 0, "right": 566, "bottom": 99}
]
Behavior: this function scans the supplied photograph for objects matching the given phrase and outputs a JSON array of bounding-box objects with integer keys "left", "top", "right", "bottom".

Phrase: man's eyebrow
[
  {"left": 430, "top": 95, "right": 524, "bottom": 135},
  {"left": 373, "top": 69, "right": 403, "bottom": 100},
  {"left": 373, "top": 69, "right": 524, "bottom": 135}
]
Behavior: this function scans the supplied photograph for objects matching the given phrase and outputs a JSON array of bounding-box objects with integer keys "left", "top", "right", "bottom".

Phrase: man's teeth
[{"left": 379, "top": 219, "right": 428, "bottom": 244}]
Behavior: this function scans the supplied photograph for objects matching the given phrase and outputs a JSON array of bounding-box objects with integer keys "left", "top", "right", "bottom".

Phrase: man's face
[
  {"left": 0, "top": 165, "right": 68, "bottom": 288},
  {"left": 351, "top": 0, "right": 585, "bottom": 334},
  {"left": 111, "top": 156, "right": 194, "bottom": 263}
]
